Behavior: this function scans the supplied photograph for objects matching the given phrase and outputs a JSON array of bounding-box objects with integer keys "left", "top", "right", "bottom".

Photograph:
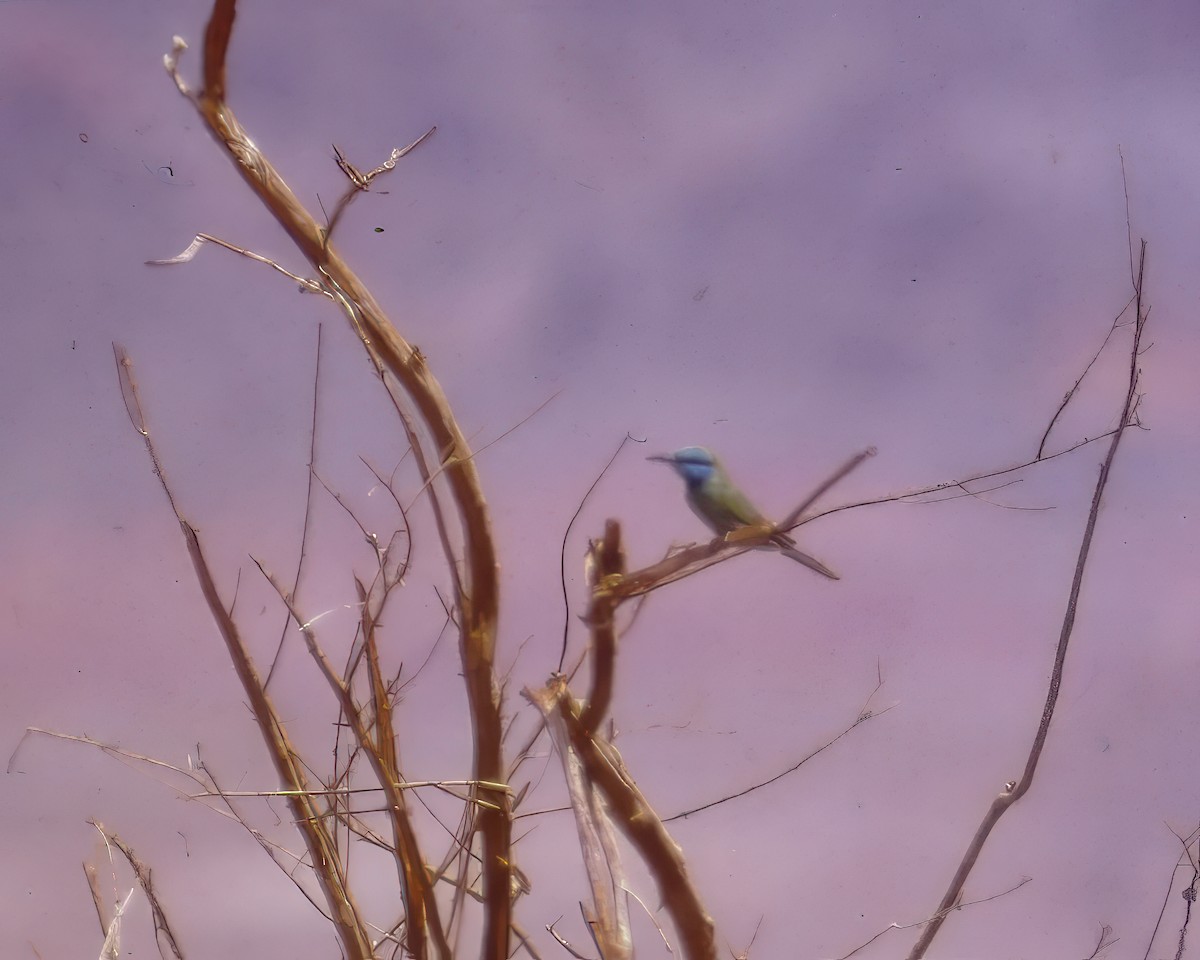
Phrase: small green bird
[{"left": 648, "top": 445, "right": 839, "bottom": 580}]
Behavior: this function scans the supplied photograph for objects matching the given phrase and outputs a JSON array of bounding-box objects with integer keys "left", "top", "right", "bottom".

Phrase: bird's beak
[{"left": 646, "top": 454, "right": 674, "bottom": 463}]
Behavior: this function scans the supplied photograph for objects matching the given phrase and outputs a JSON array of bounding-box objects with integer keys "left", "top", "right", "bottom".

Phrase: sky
[{"left": 2, "top": 2, "right": 1199, "bottom": 959}]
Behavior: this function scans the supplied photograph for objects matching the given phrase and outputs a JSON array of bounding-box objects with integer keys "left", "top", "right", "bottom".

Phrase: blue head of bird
[{"left": 646, "top": 446, "right": 720, "bottom": 491}]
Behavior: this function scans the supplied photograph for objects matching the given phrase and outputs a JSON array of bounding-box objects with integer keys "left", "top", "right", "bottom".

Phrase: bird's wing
[{"left": 687, "top": 481, "right": 767, "bottom": 534}]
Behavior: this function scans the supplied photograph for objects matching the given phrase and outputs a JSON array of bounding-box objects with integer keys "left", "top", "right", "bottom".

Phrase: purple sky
[{"left": 3, "top": 2, "right": 1198, "bottom": 958}]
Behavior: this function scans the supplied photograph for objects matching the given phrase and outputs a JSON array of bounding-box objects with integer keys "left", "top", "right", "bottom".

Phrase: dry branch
[
  {"left": 159, "top": 2, "right": 512, "bottom": 955},
  {"left": 254, "top": 561, "right": 451, "bottom": 960},
  {"left": 526, "top": 677, "right": 717, "bottom": 960},
  {"left": 115, "top": 345, "right": 376, "bottom": 960},
  {"left": 904, "top": 241, "right": 1150, "bottom": 959},
  {"left": 528, "top": 684, "right": 632, "bottom": 960},
  {"left": 90, "top": 823, "right": 187, "bottom": 960}
]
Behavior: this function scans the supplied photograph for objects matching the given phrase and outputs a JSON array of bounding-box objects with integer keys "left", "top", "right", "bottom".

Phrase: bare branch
[
  {"left": 528, "top": 677, "right": 717, "bottom": 960},
  {"left": 267, "top": 322, "right": 326, "bottom": 690},
  {"left": 559, "top": 434, "right": 645, "bottom": 671},
  {"left": 164, "top": 5, "right": 513, "bottom": 952},
  {"left": 90, "top": 823, "right": 187, "bottom": 960},
  {"left": 529, "top": 685, "right": 632, "bottom": 960},
  {"left": 578, "top": 520, "right": 626, "bottom": 736},
  {"left": 146, "top": 232, "right": 328, "bottom": 295},
  {"left": 836, "top": 876, "right": 1031, "bottom": 960},
  {"left": 666, "top": 679, "right": 891, "bottom": 821},
  {"left": 1035, "top": 296, "right": 1135, "bottom": 460},
  {"left": 114, "top": 347, "right": 375, "bottom": 960},
  {"left": 905, "top": 241, "right": 1150, "bottom": 958}
]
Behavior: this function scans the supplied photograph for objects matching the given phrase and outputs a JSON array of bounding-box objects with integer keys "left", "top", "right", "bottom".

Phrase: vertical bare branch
[
  {"left": 557, "top": 434, "right": 639, "bottom": 672},
  {"left": 254, "top": 561, "right": 453, "bottom": 960},
  {"left": 528, "top": 684, "right": 632, "bottom": 960},
  {"left": 89, "top": 824, "right": 187, "bottom": 960},
  {"left": 563, "top": 698, "right": 716, "bottom": 960},
  {"left": 579, "top": 520, "right": 625, "bottom": 735},
  {"left": 266, "top": 322, "right": 325, "bottom": 691},
  {"left": 905, "top": 242, "right": 1149, "bottom": 959},
  {"left": 355, "top": 574, "right": 453, "bottom": 960},
  {"left": 528, "top": 677, "right": 716, "bottom": 960},
  {"left": 115, "top": 346, "right": 375, "bottom": 960},
  {"left": 164, "top": 3, "right": 512, "bottom": 954}
]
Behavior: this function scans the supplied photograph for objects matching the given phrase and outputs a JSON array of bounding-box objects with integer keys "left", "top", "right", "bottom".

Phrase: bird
[{"left": 647, "top": 446, "right": 839, "bottom": 580}]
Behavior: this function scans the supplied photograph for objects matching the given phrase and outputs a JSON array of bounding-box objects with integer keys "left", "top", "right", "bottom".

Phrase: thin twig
[
  {"left": 253, "top": 558, "right": 453, "bottom": 960},
  {"left": 146, "top": 231, "right": 329, "bottom": 295},
  {"left": 578, "top": 520, "right": 626, "bottom": 735},
  {"left": 559, "top": 434, "right": 643, "bottom": 671},
  {"left": 666, "top": 679, "right": 891, "bottom": 821},
  {"left": 1035, "top": 298, "right": 1135, "bottom": 459},
  {"left": 837, "top": 877, "right": 1031, "bottom": 960},
  {"left": 90, "top": 823, "right": 187, "bottom": 960},
  {"left": 165, "top": 9, "right": 512, "bottom": 951},
  {"left": 267, "top": 322, "right": 324, "bottom": 689},
  {"left": 325, "top": 128, "right": 436, "bottom": 241},
  {"left": 534, "top": 677, "right": 717, "bottom": 960},
  {"left": 114, "top": 345, "right": 375, "bottom": 960},
  {"left": 905, "top": 241, "right": 1149, "bottom": 958}
]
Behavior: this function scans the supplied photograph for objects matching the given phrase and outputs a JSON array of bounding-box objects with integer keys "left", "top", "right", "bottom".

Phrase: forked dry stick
[{"left": 526, "top": 676, "right": 717, "bottom": 960}]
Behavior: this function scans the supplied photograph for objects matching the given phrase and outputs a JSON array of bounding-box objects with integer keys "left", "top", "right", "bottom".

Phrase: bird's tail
[{"left": 778, "top": 543, "right": 840, "bottom": 580}]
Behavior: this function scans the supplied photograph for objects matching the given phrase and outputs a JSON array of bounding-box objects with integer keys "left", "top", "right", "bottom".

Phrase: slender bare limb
[
  {"left": 163, "top": 5, "right": 511, "bottom": 953},
  {"left": 529, "top": 683, "right": 632, "bottom": 960},
  {"left": 579, "top": 520, "right": 626, "bottom": 735},
  {"left": 1084, "top": 924, "right": 1119, "bottom": 960},
  {"left": 836, "top": 877, "right": 1031, "bottom": 960},
  {"left": 1035, "top": 297, "right": 1135, "bottom": 459},
  {"left": 82, "top": 860, "right": 109, "bottom": 938},
  {"left": 559, "top": 434, "right": 644, "bottom": 671},
  {"left": 547, "top": 917, "right": 595, "bottom": 960},
  {"left": 326, "top": 127, "right": 437, "bottom": 240},
  {"left": 665, "top": 680, "right": 891, "bottom": 821},
  {"left": 146, "top": 232, "right": 329, "bottom": 295},
  {"left": 777, "top": 447, "right": 877, "bottom": 531},
  {"left": 254, "top": 559, "right": 452, "bottom": 960},
  {"left": 90, "top": 823, "right": 187, "bottom": 960},
  {"left": 115, "top": 346, "right": 375, "bottom": 960},
  {"left": 266, "top": 321, "right": 325, "bottom": 689},
  {"left": 905, "top": 242, "right": 1149, "bottom": 958},
  {"left": 1142, "top": 823, "right": 1200, "bottom": 960}
]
